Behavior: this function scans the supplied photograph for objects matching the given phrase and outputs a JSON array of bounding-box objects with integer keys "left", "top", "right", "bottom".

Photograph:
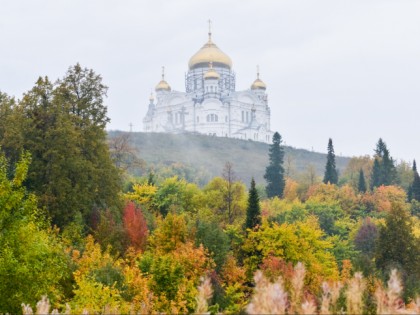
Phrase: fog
[{"left": 1, "top": 0, "right": 419, "bottom": 161}]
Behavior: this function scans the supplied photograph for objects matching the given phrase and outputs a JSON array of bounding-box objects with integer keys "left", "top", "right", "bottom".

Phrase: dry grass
[
  {"left": 195, "top": 276, "right": 213, "bottom": 314},
  {"left": 22, "top": 265, "right": 419, "bottom": 315}
]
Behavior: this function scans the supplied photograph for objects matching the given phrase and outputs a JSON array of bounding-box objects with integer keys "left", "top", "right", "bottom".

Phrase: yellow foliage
[
  {"left": 125, "top": 183, "right": 157, "bottom": 205},
  {"left": 283, "top": 178, "right": 299, "bottom": 201}
]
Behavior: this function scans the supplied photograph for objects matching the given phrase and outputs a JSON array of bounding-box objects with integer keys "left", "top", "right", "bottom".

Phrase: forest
[{"left": 0, "top": 64, "right": 419, "bottom": 314}]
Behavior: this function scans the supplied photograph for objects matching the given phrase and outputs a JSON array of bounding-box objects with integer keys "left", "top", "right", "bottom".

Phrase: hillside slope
[{"left": 108, "top": 131, "right": 350, "bottom": 185}]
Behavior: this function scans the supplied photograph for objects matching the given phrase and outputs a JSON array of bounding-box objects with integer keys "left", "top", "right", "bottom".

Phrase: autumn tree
[
  {"left": 108, "top": 132, "right": 145, "bottom": 173},
  {"left": 323, "top": 138, "right": 338, "bottom": 185},
  {"left": 123, "top": 202, "right": 149, "bottom": 251},
  {"left": 245, "top": 178, "right": 262, "bottom": 231},
  {"left": 358, "top": 169, "right": 367, "bottom": 193},
  {"left": 264, "top": 132, "right": 285, "bottom": 198},
  {"left": 0, "top": 152, "right": 70, "bottom": 313}
]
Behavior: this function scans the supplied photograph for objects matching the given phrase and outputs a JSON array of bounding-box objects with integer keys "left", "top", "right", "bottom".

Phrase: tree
[
  {"left": 358, "top": 169, "right": 367, "bottom": 193},
  {"left": 264, "top": 132, "right": 285, "bottom": 198},
  {"left": 375, "top": 203, "right": 420, "bottom": 289},
  {"left": 123, "top": 202, "right": 149, "bottom": 251},
  {"left": 223, "top": 161, "right": 237, "bottom": 224},
  {"left": 0, "top": 65, "right": 122, "bottom": 228},
  {"left": 409, "top": 160, "right": 420, "bottom": 201},
  {"left": 0, "top": 152, "right": 70, "bottom": 313},
  {"left": 323, "top": 138, "right": 338, "bottom": 184},
  {"left": 245, "top": 178, "right": 261, "bottom": 231},
  {"left": 370, "top": 138, "right": 397, "bottom": 189}
]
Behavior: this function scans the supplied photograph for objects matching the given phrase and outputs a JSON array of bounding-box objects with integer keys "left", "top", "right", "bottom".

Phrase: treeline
[{"left": 0, "top": 65, "right": 419, "bottom": 314}]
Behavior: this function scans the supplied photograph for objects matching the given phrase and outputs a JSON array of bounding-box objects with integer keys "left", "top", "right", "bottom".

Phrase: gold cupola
[
  {"left": 188, "top": 21, "right": 232, "bottom": 70},
  {"left": 203, "top": 62, "right": 220, "bottom": 80},
  {"left": 251, "top": 66, "right": 267, "bottom": 90},
  {"left": 155, "top": 66, "right": 171, "bottom": 92}
]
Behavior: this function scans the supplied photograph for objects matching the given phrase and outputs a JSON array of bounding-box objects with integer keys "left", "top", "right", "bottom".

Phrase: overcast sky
[{"left": 1, "top": 0, "right": 419, "bottom": 161}]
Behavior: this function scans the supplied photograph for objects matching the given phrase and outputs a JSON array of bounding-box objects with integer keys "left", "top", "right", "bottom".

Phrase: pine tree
[
  {"left": 323, "top": 138, "right": 338, "bottom": 184},
  {"left": 245, "top": 178, "right": 261, "bottom": 230},
  {"left": 371, "top": 158, "right": 381, "bottom": 190},
  {"left": 410, "top": 160, "right": 420, "bottom": 201},
  {"left": 370, "top": 138, "right": 397, "bottom": 190},
  {"left": 264, "top": 132, "right": 285, "bottom": 198},
  {"left": 358, "top": 169, "right": 367, "bottom": 193}
]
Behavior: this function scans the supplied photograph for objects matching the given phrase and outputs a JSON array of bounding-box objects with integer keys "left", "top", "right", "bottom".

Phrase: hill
[{"left": 108, "top": 131, "right": 351, "bottom": 186}]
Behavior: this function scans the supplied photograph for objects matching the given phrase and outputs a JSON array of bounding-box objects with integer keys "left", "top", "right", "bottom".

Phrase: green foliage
[
  {"left": 323, "top": 138, "right": 338, "bottom": 185},
  {"left": 370, "top": 138, "right": 397, "bottom": 190},
  {"left": 264, "top": 132, "right": 285, "bottom": 198},
  {"left": 203, "top": 177, "right": 247, "bottom": 227},
  {"left": 358, "top": 169, "right": 367, "bottom": 193},
  {"left": 409, "top": 160, "right": 420, "bottom": 202},
  {"left": 375, "top": 203, "right": 420, "bottom": 296},
  {"left": 195, "top": 221, "right": 230, "bottom": 271},
  {"left": 0, "top": 152, "right": 70, "bottom": 313},
  {"left": 0, "top": 65, "right": 122, "bottom": 228},
  {"left": 245, "top": 178, "right": 262, "bottom": 231}
]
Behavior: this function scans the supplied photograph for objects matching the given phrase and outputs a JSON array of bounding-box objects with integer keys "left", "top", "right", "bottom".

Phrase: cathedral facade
[{"left": 143, "top": 27, "right": 273, "bottom": 143}]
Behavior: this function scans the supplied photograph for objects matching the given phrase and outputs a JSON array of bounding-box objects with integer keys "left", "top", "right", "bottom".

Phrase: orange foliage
[
  {"left": 221, "top": 255, "right": 246, "bottom": 286},
  {"left": 123, "top": 202, "right": 148, "bottom": 251},
  {"left": 341, "top": 260, "right": 352, "bottom": 283},
  {"left": 370, "top": 185, "right": 407, "bottom": 212},
  {"left": 259, "top": 256, "right": 294, "bottom": 283},
  {"left": 283, "top": 178, "right": 299, "bottom": 201}
]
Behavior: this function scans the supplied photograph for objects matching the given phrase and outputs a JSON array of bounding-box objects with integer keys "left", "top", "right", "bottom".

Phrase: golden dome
[
  {"left": 188, "top": 31, "right": 232, "bottom": 69},
  {"left": 203, "top": 62, "right": 220, "bottom": 80},
  {"left": 251, "top": 66, "right": 267, "bottom": 90},
  {"left": 155, "top": 66, "right": 171, "bottom": 92}
]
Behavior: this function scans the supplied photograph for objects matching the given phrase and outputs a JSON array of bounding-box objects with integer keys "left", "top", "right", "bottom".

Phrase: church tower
[{"left": 142, "top": 22, "right": 274, "bottom": 143}]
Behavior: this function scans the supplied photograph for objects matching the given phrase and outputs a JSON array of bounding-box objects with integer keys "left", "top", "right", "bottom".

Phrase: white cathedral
[{"left": 143, "top": 25, "right": 273, "bottom": 143}]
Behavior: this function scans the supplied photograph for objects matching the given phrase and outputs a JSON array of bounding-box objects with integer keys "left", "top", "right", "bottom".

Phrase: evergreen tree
[
  {"left": 245, "top": 178, "right": 261, "bottom": 230},
  {"left": 410, "top": 160, "right": 420, "bottom": 202},
  {"left": 264, "top": 132, "right": 285, "bottom": 198},
  {"left": 370, "top": 138, "right": 397, "bottom": 189},
  {"left": 323, "top": 138, "right": 338, "bottom": 184},
  {"left": 358, "top": 169, "right": 367, "bottom": 193},
  {"left": 371, "top": 158, "right": 381, "bottom": 190}
]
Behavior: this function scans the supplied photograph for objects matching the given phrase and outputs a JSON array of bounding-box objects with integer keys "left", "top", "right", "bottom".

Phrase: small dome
[
  {"left": 188, "top": 31, "right": 232, "bottom": 69},
  {"left": 251, "top": 67, "right": 266, "bottom": 90},
  {"left": 251, "top": 78, "right": 266, "bottom": 90},
  {"left": 203, "top": 62, "right": 220, "bottom": 80},
  {"left": 155, "top": 80, "right": 171, "bottom": 91},
  {"left": 155, "top": 67, "right": 171, "bottom": 92}
]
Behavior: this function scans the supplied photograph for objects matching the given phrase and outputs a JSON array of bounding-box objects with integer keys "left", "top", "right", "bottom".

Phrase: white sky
[{"left": 1, "top": 0, "right": 419, "bottom": 162}]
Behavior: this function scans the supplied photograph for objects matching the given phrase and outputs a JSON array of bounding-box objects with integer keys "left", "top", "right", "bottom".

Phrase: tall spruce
[
  {"left": 358, "top": 169, "right": 367, "bottom": 193},
  {"left": 264, "top": 132, "right": 285, "bottom": 198},
  {"left": 323, "top": 138, "right": 338, "bottom": 184},
  {"left": 410, "top": 160, "right": 420, "bottom": 201},
  {"left": 245, "top": 178, "right": 261, "bottom": 230},
  {"left": 370, "top": 138, "right": 397, "bottom": 189}
]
